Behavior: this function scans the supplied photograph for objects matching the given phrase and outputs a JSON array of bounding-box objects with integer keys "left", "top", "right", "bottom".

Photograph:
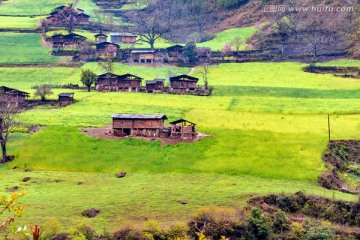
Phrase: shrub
[
  {"left": 272, "top": 210, "right": 288, "bottom": 234},
  {"left": 288, "top": 222, "right": 306, "bottom": 240},
  {"left": 41, "top": 218, "right": 62, "bottom": 239},
  {"left": 276, "top": 196, "right": 299, "bottom": 213},
  {"left": 143, "top": 219, "right": 165, "bottom": 240},
  {"left": 113, "top": 223, "right": 142, "bottom": 240},
  {"left": 164, "top": 222, "right": 189, "bottom": 239},
  {"left": 189, "top": 207, "right": 242, "bottom": 239},
  {"left": 246, "top": 208, "right": 271, "bottom": 240},
  {"left": 305, "top": 226, "right": 334, "bottom": 240}
]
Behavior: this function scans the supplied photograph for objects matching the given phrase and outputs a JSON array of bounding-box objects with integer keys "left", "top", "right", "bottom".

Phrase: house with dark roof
[
  {"left": 95, "top": 42, "right": 120, "bottom": 57},
  {"left": 50, "top": 33, "right": 87, "bottom": 50},
  {"left": 110, "top": 33, "right": 137, "bottom": 44},
  {"left": 96, "top": 73, "right": 142, "bottom": 92},
  {"left": 0, "top": 86, "right": 30, "bottom": 107},
  {"left": 145, "top": 79, "right": 165, "bottom": 93},
  {"left": 167, "top": 45, "right": 184, "bottom": 62},
  {"left": 169, "top": 75, "right": 199, "bottom": 93},
  {"left": 58, "top": 93, "right": 74, "bottom": 106},
  {"left": 111, "top": 113, "right": 168, "bottom": 137}
]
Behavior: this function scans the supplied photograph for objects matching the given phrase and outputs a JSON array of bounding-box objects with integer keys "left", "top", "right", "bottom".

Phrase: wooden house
[
  {"left": 50, "top": 33, "right": 87, "bottom": 50},
  {"left": 76, "top": 12, "right": 90, "bottom": 22},
  {"left": 170, "top": 119, "right": 196, "bottom": 140},
  {"left": 131, "top": 50, "right": 156, "bottom": 63},
  {"left": 94, "top": 33, "right": 108, "bottom": 43},
  {"left": 96, "top": 73, "right": 142, "bottom": 92},
  {"left": 145, "top": 79, "right": 165, "bottom": 93},
  {"left": 0, "top": 86, "right": 29, "bottom": 107},
  {"left": 169, "top": 75, "right": 198, "bottom": 92},
  {"left": 112, "top": 113, "right": 168, "bottom": 137},
  {"left": 95, "top": 42, "right": 120, "bottom": 57},
  {"left": 58, "top": 93, "right": 74, "bottom": 106},
  {"left": 167, "top": 45, "right": 184, "bottom": 58},
  {"left": 110, "top": 33, "right": 137, "bottom": 44}
]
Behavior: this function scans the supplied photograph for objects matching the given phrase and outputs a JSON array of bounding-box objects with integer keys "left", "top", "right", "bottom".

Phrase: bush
[
  {"left": 246, "top": 208, "right": 271, "bottom": 240},
  {"left": 41, "top": 218, "right": 62, "bottom": 239},
  {"left": 113, "top": 223, "right": 142, "bottom": 240},
  {"left": 288, "top": 222, "right": 306, "bottom": 240},
  {"left": 276, "top": 196, "right": 299, "bottom": 213},
  {"left": 143, "top": 219, "right": 165, "bottom": 240},
  {"left": 164, "top": 222, "right": 189, "bottom": 239},
  {"left": 272, "top": 210, "right": 288, "bottom": 234},
  {"left": 189, "top": 207, "right": 243, "bottom": 239},
  {"left": 305, "top": 226, "right": 334, "bottom": 240}
]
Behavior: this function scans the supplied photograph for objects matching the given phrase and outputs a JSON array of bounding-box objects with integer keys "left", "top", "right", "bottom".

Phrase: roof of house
[
  {"left": 97, "top": 72, "right": 121, "bottom": 78},
  {"left": 117, "top": 73, "right": 143, "bottom": 80},
  {"left": 111, "top": 113, "right": 168, "bottom": 120},
  {"left": 58, "top": 93, "right": 74, "bottom": 97},
  {"left": 77, "top": 12, "right": 90, "bottom": 18},
  {"left": 95, "top": 42, "right": 120, "bottom": 48},
  {"left": 146, "top": 79, "right": 165, "bottom": 84},
  {"left": 131, "top": 50, "right": 156, "bottom": 54},
  {"left": 169, "top": 74, "right": 198, "bottom": 82},
  {"left": 0, "top": 86, "right": 30, "bottom": 96},
  {"left": 51, "top": 33, "right": 87, "bottom": 40},
  {"left": 166, "top": 44, "right": 184, "bottom": 50},
  {"left": 95, "top": 33, "right": 108, "bottom": 37},
  {"left": 110, "top": 33, "right": 137, "bottom": 37},
  {"left": 169, "top": 118, "right": 196, "bottom": 125}
]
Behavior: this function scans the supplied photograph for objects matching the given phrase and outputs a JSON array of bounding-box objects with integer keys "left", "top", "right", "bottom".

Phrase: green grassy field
[
  {"left": 0, "top": 0, "right": 76, "bottom": 15},
  {"left": 1, "top": 62, "right": 360, "bottom": 231},
  {"left": 198, "top": 27, "right": 258, "bottom": 50},
  {"left": 0, "top": 33, "right": 60, "bottom": 64},
  {"left": 316, "top": 59, "right": 360, "bottom": 67},
  {"left": 0, "top": 167, "right": 355, "bottom": 232},
  {"left": 0, "top": 16, "right": 39, "bottom": 29}
]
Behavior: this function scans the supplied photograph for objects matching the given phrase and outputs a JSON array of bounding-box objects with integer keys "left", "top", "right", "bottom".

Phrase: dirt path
[{"left": 188, "top": 67, "right": 197, "bottom": 75}]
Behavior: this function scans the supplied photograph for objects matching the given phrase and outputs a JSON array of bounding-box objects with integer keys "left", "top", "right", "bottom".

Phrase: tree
[
  {"left": 93, "top": 10, "right": 114, "bottom": 33},
  {"left": 246, "top": 208, "right": 271, "bottom": 239},
  {"left": 52, "top": 4, "right": 78, "bottom": 33},
  {"left": 98, "top": 56, "right": 114, "bottom": 73},
  {"left": 81, "top": 69, "right": 97, "bottom": 92},
  {"left": 231, "top": 36, "right": 243, "bottom": 52},
  {"left": 182, "top": 41, "right": 197, "bottom": 64},
  {"left": 201, "top": 63, "right": 210, "bottom": 90},
  {"left": 0, "top": 99, "right": 17, "bottom": 163},
  {"left": 129, "top": 0, "right": 182, "bottom": 49},
  {"left": 34, "top": 84, "right": 53, "bottom": 101}
]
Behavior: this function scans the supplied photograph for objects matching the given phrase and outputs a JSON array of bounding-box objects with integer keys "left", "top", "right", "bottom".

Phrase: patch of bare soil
[
  {"left": 81, "top": 125, "right": 210, "bottom": 145},
  {"left": 318, "top": 140, "right": 360, "bottom": 194}
]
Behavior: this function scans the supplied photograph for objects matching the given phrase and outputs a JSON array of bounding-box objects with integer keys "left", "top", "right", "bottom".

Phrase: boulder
[
  {"left": 116, "top": 171, "right": 126, "bottom": 178},
  {"left": 82, "top": 208, "right": 100, "bottom": 218}
]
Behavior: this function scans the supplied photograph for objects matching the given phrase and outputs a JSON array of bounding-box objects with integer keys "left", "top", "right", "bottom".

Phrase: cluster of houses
[
  {"left": 111, "top": 114, "right": 197, "bottom": 140},
  {"left": 46, "top": 5, "right": 90, "bottom": 24},
  {"left": 0, "top": 86, "right": 74, "bottom": 108},
  {"left": 95, "top": 73, "right": 210, "bottom": 95},
  {"left": 49, "top": 31, "right": 211, "bottom": 63}
]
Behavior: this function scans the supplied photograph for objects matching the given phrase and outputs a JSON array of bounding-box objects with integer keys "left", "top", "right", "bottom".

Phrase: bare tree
[
  {"left": 93, "top": 10, "right": 115, "bottom": 33},
  {"left": 129, "top": 0, "right": 182, "bottom": 49},
  {"left": 98, "top": 56, "right": 114, "bottom": 73},
  {"left": 231, "top": 36, "right": 243, "bottom": 52},
  {"left": 0, "top": 99, "right": 17, "bottom": 163},
  {"left": 200, "top": 63, "right": 210, "bottom": 90}
]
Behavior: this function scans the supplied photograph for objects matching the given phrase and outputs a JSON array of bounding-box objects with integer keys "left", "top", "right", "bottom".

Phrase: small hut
[
  {"left": 110, "top": 33, "right": 137, "bottom": 44},
  {"left": 95, "top": 42, "right": 120, "bottom": 57},
  {"left": 131, "top": 50, "right": 156, "bottom": 63},
  {"left": 94, "top": 33, "right": 108, "bottom": 43},
  {"left": 169, "top": 75, "right": 198, "bottom": 93},
  {"left": 58, "top": 93, "right": 74, "bottom": 106},
  {"left": 145, "top": 79, "right": 165, "bottom": 93},
  {"left": 170, "top": 119, "right": 197, "bottom": 140}
]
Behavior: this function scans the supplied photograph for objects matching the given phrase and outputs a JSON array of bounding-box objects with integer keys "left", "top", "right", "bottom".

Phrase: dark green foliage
[
  {"left": 305, "top": 226, "right": 334, "bottom": 240},
  {"left": 182, "top": 41, "right": 197, "bottom": 64},
  {"left": 273, "top": 210, "right": 289, "bottom": 234},
  {"left": 246, "top": 208, "right": 271, "bottom": 240},
  {"left": 80, "top": 69, "right": 97, "bottom": 92},
  {"left": 276, "top": 196, "right": 299, "bottom": 213}
]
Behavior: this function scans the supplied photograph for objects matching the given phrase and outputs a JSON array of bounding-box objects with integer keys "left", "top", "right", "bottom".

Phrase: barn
[
  {"left": 169, "top": 75, "right": 199, "bottom": 93},
  {"left": 0, "top": 86, "right": 29, "bottom": 107},
  {"left": 112, "top": 113, "right": 168, "bottom": 137},
  {"left": 110, "top": 33, "right": 137, "bottom": 44},
  {"left": 131, "top": 50, "right": 156, "bottom": 63},
  {"left": 50, "top": 33, "right": 87, "bottom": 50},
  {"left": 58, "top": 93, "right": 74, "bottom": 106},
  {"left": 145, "top": 79, "right": 165, "bottom": 93},
  {"left": 95, "top": 42, "right": 120, "bottom": 57},
  {"left": 96, "top": 73, "right": 142, "bottom": 92}
]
